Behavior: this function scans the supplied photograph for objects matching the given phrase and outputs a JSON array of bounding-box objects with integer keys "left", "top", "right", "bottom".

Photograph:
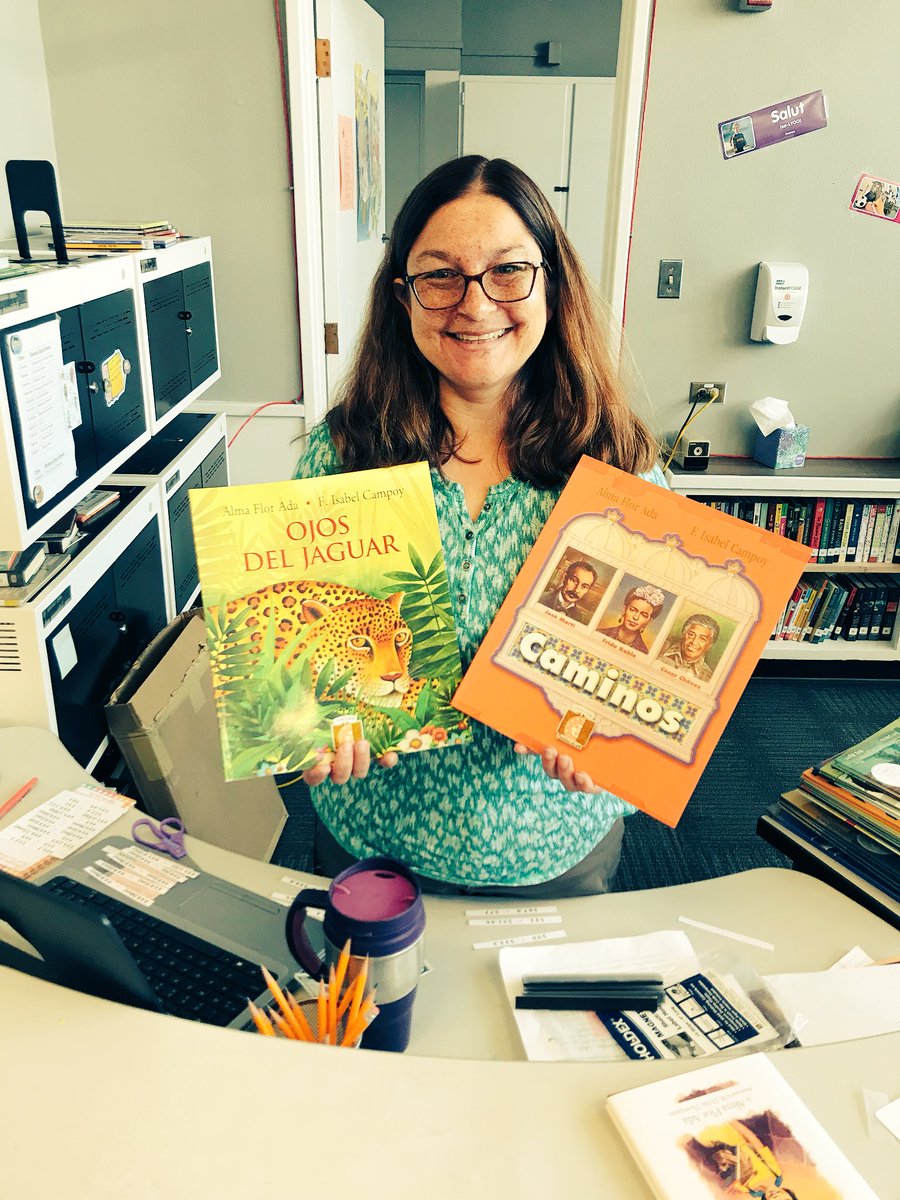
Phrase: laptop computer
[{"left": 0, "top": 836, "right": 321, "bottom": 1028}]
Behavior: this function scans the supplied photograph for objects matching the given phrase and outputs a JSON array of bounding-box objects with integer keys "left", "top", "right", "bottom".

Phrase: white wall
[
  {"left": 0, "top": 0, "right": 58, "bottom": 240},
  {"left": 626, "top": 0, "right": 900, "bottom": 459}
]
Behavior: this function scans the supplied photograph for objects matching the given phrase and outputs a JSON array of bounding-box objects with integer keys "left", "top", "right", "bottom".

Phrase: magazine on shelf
[
  {"left": 189, "top": 462, "right": 471, "bottom": 781},
  {"left": 607, "top": 1052, "right": 879, "bottom": 1200},
  {"left": 452, "top": 457, "right": 809, "bottom": 826}
]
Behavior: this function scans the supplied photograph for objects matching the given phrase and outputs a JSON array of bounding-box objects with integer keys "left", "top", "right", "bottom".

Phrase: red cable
[{"left": 227, "top": 400, "right": 300, "bottom": 449}]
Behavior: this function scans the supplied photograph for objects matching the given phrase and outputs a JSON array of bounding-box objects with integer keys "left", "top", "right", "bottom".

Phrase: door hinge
[
  {"left": 324, "top": 322, "right": 339, "bottom": 354},
  {"left": 315, "top": 39, "right": 331, "bottom": 77}
]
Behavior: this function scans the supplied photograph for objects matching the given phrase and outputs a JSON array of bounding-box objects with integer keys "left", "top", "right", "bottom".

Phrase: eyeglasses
[{"left": 403, "top": 261, "right": 548, "bottom": 310}]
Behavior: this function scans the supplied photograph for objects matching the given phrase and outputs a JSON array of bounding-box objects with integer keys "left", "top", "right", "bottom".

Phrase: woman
[
  {"left": 296, "top": 155, "right": 666, "bottom": 895},
  {"left": 596, "top": 584, "right": 665, "bottom": 653}
]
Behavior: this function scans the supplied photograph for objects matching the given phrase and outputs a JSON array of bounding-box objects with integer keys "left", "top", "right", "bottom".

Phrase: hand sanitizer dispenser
[{"left": 750, "top": 261, "right": 808, "bottom": 344}]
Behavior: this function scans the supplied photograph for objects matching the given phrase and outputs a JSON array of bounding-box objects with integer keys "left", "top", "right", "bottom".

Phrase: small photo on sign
[
  {"left": 849, "top": 172, "right": 900, "bottom": 223},
  {"left": 537, "top": 548, "right": 615, "bottom": 625},
  {"left": 720, "top": 115, "right": 756, "bottom": 158}
]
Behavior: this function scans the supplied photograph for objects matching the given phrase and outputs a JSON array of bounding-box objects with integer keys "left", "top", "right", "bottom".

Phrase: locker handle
[
  {"left": 177, "top": 310, "right": 193, "bottom": 321},
  {"left": 75, "top": 360, "right": 96, "bottom": 374}
]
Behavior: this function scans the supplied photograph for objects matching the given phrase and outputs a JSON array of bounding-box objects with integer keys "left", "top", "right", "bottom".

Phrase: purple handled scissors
[{"left": 131, "top": 816, "right": 187, "bottom": 859}]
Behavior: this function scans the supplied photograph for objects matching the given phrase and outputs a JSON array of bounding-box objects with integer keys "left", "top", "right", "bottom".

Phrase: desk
[{"left": 2, "top": 727, "right": 899, "bottom": 1197}]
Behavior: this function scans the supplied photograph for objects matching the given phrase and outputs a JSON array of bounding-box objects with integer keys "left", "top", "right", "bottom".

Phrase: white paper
[
  {"left": 82, "top": 842, "right": 197, "bottom": 907},
  {"left": 473, "top": 930, "right": 566, "bottom": 951},
  {"left": 764, "top": 964, "right": 900, "bottom": 1046},
  {"left": 749, "top": 395, "right": 796, "bottom": 436},
  {"left": 875, "top": 1096, "right": 900, "bottom": 1141},
  {"left": 61, "top": 360, "right": 82, "bottom": 430},
  {"left": 468, "top": 915, "right": 563, "bottom": 927},
  {"left": 0, "top": 786, "right": 134, "bottom": 878},
  {"left": 499, "top": 930, "right": 699, "bottom": 1061},
  {"left": 830, "top": 945, "right": 875, "bottom": 969},
  {"left": 50, "top": 624, "right": 78, "bottom": 679},
  {"left": 2, "top": 318, "right": 77, "bottom": 507},
  {"left": 465, "top": 906, "right": 558, "bottom": 917}
]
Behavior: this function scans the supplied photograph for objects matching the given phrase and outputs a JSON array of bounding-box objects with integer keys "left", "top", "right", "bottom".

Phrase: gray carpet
[{"left": 271, "top": 679, "right": 900, "bottom": 889}]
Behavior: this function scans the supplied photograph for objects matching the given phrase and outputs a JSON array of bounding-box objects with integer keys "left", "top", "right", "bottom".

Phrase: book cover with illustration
[
  {"left": 189, "top": 462, "right": 471, "bottom": 780},
  {"left": 452, "top": 457, "right": 809, "bottom": 826},
  {"left": 607, "top": 1053, "right": 879, "bottom": 1199}
]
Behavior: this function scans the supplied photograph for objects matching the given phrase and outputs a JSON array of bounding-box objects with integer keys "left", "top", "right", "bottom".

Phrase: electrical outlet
[{"left": 689, "top": 381, "right": 726, "bottom": 405}]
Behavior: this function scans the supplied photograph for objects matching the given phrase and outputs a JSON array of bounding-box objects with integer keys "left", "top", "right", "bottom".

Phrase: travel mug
[{"left": 285, "top": 857, "right": 425, "bottom": 1052}]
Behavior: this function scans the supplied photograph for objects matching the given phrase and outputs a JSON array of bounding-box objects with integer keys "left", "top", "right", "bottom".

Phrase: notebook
[{"left": 0, "top": 836, "right": 320, "bottom": 1028}]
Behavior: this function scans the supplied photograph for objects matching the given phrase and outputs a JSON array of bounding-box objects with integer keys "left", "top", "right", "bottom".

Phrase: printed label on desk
[
  {"left": 473, "top": 930, "right": 567, "bottom": 951},
  {"left": 468, "top": 915, "right": 563, "bottom": 927},
  {"left": 85, "top": 843, "right": 197, "bottom": 907},
  {"left": 465, "top": 905, "right": 558, "bottom": 918}
]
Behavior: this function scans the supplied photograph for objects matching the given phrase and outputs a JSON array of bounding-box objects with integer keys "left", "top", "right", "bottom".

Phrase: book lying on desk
[
  {"left": 189, "top": 463, "right": 471, "bottom": 780},
  {"left": 452, "top": 456, "right": 808, "bottom": 826},
  {"left": 607, "top": 1052, "right": 879, "bottom": 1199},
  {"left": 0, "top": 541, "right": 46, "bottom": 587}
]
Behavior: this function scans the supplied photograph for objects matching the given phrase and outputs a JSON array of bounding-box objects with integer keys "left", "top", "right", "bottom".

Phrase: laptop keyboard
[{"left": 43, "top": 876, "right": 270, "bottom": 1026}]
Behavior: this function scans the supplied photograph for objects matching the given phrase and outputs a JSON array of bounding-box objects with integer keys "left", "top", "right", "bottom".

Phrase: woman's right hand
[{"left": 302, "top": 739, "right": 398, "bottom": 786}]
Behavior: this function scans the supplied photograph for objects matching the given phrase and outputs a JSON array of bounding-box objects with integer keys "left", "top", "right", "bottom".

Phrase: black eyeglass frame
[{"left": 402, "top": 261, "right": 549, "bottom": 310}]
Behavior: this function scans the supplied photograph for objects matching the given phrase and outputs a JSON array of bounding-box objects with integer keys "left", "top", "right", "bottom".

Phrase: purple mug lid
[{"left": 331, "top": 867, "right": 418, "bottom": 922}]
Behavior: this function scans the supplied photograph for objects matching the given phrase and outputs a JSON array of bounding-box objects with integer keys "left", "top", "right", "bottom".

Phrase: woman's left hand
[{"left": 513, "top": 744, "right": 604, "bottom": 793}]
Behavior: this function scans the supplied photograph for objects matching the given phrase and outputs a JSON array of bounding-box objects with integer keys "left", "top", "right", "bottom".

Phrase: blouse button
[
  {"left": 462, "top": 559, "right": 472, "bottom": 571},
  {"left": 464, "top": 530, "right": 474, "bottom": 541},
  {"left": 457, "top": 591, "right": 467, "bottom": 604},
  {"left": 483, "top": 502, "right": 492, "bottom": 512}
]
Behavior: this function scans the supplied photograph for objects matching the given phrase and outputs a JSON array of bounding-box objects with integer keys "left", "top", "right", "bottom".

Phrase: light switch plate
[{"left": 657, "top": 259, "right": 683, "bottom": 299}]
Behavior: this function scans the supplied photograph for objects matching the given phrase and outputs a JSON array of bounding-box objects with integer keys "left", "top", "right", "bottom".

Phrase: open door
[{"left": 286, "top": 0, "right": 385, "bottom": 425}]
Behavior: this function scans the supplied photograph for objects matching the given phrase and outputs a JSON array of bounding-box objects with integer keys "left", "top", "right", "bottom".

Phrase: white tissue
[{"left": 750, "top": 396, "right": 796, "bottom": 437}]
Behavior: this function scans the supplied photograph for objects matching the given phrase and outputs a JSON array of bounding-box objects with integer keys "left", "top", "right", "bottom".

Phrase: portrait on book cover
[
  {"left": 538, "top": 548, "right": 615, "bottom": 625},
  {"left": 595, "top": 574, "right": 676, "bottom": 654},
  {"left": 656, "top": 604, "right": 737, "bottom": 685},
  {"left": 684, "top": 1110, "right": 843, "bottom": 1199}
]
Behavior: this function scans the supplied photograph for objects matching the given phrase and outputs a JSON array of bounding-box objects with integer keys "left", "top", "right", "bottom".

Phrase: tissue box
[{"left": 752, "top": 425, "right": 809, "bottom": 470}]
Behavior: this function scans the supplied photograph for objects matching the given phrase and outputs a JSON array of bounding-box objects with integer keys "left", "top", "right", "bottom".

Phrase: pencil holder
[{"left": 285, "top": 856, "right": 426, "bottom": 1053}]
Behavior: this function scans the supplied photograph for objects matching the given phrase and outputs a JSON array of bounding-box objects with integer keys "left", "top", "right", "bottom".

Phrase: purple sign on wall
[{"left": 719, "top": 90, "right": 828, "bottom": 160}]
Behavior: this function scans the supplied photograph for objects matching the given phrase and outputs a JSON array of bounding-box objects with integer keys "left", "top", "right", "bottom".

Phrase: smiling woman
[{"left": 293, "top": 155, "right": 667, "bottom": 898}]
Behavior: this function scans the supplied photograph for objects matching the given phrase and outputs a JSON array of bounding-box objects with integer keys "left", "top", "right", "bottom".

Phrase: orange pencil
[
  {"left": 261, "top": 965, "right": 305, "bottom": 1040},
  {"left": 327, "top": 964, "right": 338, "bottom": 1045},
  {"left": 333, "top": 938, "right": 352, "bottom": 998},
  {"left": 248, "top": 999, "right": 275, "bottom": 1037},
  {"left": 285, "top": 991, "right": 316, "bottom": 1042},
  {"left": 347, "top": 956, "right": 369, "bottom": 1028},
  {"left": 343, "top": 993, "right": 378, "bottom": 1047},
  {"left": 268, "top": 1009, "right": 297, "bottom": 1040},
  {"left": 317, "top": 979, "right": 327, "bottom": 1043}
]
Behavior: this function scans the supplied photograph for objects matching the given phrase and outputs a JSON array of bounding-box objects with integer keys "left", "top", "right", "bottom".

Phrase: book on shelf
[
  {"left": 43, "top": 219, "right": 176, "bottom": 233},
  {"left": 0, "top": 541, "right": 46, "bottom": 588},
  {"left": 37, "top": 510, "right": 84, "bottom": 555},
  {"left": 0, "top": 551, "right": 71, "bottom": 607},
  {"left": 607, "top": 1052, "right": 879, "bottom": 1200},
  {"left": 451, "top": 457, "right": 808, "bottom": 827},
  {"left": 188, "top": 463, "right": 472, "bottom": 781},
  {"left": 74, "top": 487, "right": 120, "bottom": 526},
  {"left": 692, "top": 493, "right": 900, "bottom": 567}
]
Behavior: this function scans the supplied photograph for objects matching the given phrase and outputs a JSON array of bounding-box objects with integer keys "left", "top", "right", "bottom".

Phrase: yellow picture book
[{"left": 189, "top": 462, "right": 471, "bottom": 780}]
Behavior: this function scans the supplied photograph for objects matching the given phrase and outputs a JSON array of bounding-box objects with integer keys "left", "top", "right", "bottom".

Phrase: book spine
[
  {"left": 804, "top": 578, "right": 831, "bottom": 641},
  {"left": 819, "top": 498, "right": 837, "bottom": 565},
  {"left": 880, "top": 581, "right": 900, "bottom": 640},
  {"left": 884, "top": 501, "right": 900, "bottom": 565},
  {"left": 868, "top": 502, "right": 887, "bottom": 563},
  {"left": 877, "top": 501, "right": 894, "bottom": 563},
  {"left": 855, "top": 503, "right": 874, "bottom": 563},
  {"left": 838, "top": 500, "right": 856, "bottom": 565},
  {"left": 827, "top": 500, "right": 848, "bottom": 564},
  {"left": 846, "top": 501, "right": 863, "bottom": 561},
  {"left": 856, "top": 578, "right": 875, "bottom": 639},
  {"left": 835, "top": 577, "right": 859, "bottom": 640},
  {"left": 809, "top": 498, "right": 825, "bottom": 561},
  {"left": 867, "top": 579, "right": 888, "bottom": 641},
  {"left": 819, "top": 579, "right": 851, "bottom": 643}
]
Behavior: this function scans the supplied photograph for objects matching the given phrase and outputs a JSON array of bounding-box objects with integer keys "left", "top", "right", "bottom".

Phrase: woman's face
[
  {"left": 399, "top": 190, "right": 550, "bottom": 406},
  {"left": 622, "top": 598, "right": 654, "bottom": 633}
]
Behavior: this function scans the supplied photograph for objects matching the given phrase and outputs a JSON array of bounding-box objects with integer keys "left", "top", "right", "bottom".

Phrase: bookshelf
[{"left": 667, "top": 458, "right": 900, "bottom": 663}]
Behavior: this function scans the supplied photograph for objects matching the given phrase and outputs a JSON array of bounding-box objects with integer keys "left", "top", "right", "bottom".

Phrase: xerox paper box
[{"left": 106, "top": 610, "right": 286, "bottom": 860}]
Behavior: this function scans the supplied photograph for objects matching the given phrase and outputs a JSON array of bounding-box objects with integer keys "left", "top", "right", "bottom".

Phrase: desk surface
[{"left": 2, "top": 727, "right": 899, "bottom": 1197}]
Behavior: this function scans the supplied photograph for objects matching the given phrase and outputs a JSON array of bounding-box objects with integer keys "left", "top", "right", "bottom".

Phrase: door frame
[{"left": 287, "top": 0, "right": 654, "bottom": 424}]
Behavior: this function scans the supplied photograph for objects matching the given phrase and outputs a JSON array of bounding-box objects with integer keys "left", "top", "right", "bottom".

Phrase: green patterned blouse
[{"left": 296, "top": 422, "right": 668, "bottom": 886}]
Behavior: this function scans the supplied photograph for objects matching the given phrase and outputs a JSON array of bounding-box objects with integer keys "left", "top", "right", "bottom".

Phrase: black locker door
[
  {"left": 3, "top": 310, "right": 99, "bottom": 530},
  {"left": 182, "top": 263, "right": 218, "bottom": 390},
  {"left": 79, "top": 289, "right": 147, "bottom": 464},
  {"left": 200, "top": 437, "right": 228, "bottom": 488},
  {"left": 112, "top": 518, "right": 168, "bottom": 658},
  {"left": 143, "top": 272, "right": 191, "bottom": 420},
  {"left": 48, "top": 573, "right": 124, "bottom": 766},
  {"left": 167, "top": 464, "right": 202, "bottom": 612}
]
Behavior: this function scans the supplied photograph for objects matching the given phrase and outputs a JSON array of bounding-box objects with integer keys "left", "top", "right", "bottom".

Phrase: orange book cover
[{"left": 452, "top": 457, "right": 809, "bottom": 826}]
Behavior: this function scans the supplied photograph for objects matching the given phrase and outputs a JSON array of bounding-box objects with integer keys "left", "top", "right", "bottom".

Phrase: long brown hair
[{"left": 325, "top": 156, "right": 660, "bottom": 485}]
